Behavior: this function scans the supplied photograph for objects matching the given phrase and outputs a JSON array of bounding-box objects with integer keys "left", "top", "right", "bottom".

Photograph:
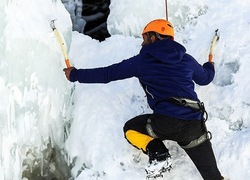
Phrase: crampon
[{"left": 145, "top": 157, "right": 172, "bottom": 179}]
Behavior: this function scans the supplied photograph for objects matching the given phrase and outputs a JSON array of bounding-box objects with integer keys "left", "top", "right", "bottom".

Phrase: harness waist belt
[{"left": 167, "top": 97, "right": 202, "bottom": 111}]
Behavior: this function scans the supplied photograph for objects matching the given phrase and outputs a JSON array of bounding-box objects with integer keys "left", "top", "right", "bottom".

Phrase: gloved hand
[{"left": 63, "top": 67, "right": 76, "bottom": 81}]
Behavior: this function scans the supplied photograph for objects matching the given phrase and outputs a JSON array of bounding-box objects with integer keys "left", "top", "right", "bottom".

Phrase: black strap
[{"left": 155, "top": 97, "right": 203, "bottom": 112}]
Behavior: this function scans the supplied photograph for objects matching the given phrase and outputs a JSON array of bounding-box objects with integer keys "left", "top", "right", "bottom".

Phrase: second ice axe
[{"left": 208, "top": 29, "right": 220, "bottom": 62}]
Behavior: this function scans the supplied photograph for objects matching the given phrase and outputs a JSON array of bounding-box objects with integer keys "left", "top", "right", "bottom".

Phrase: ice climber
[{"left": 63, "top": 19, "right": 223, "bottom": 180}]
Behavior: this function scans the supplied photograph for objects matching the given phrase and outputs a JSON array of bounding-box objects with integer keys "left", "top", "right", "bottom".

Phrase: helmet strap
[{"left": 155, "top": 33, "right": 163, "bottom": 40}]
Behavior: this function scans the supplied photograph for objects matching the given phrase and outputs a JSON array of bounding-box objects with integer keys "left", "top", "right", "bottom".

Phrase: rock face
[
  {"left": 62, "top": 0, "right": 111, "bottom": 41},
  {"left": 82, "top": 0, "right": 111, "bottom": 41}
]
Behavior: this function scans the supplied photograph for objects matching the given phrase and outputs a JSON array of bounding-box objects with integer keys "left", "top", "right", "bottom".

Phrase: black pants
[{"left": 123, "top": 114, "right": 222, "bottom": 180}]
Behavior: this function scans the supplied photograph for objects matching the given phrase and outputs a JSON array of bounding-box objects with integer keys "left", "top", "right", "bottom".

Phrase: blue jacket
[{"left": 70, "top": 39, "right": 215, "bottom": 120}]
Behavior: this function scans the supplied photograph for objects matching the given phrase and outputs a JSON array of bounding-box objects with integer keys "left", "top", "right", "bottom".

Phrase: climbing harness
[
  {"left": 168, "top": 97, "right": 212, "bottom": 149},
  {"left": 146, "top": 118, "right": 158, "bottom": 139},
  {"left": 147, "top": 97, "right": 212, "bottom": 149}
]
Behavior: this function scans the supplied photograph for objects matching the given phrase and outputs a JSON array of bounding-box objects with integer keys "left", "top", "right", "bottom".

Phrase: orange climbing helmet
[{"left": 142, "top": 19, "right": 174, "bottom": 38}]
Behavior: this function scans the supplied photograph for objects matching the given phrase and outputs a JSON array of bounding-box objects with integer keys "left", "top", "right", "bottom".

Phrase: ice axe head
[
  {"left": 215, "top": 29, "right": 220, "bottom": 41},
  {"left": 50, "top": 19, "right": 57, "bottom": 30}
]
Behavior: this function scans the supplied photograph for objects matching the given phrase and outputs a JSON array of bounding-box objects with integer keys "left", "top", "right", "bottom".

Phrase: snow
[{"left": 0, "top": 0, "right": 250, "bottom": 180}]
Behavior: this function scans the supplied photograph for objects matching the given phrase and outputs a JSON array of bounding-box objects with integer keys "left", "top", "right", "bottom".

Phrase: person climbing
[{"left": 63, "top": 19, "right": 223, "bottom": 180}]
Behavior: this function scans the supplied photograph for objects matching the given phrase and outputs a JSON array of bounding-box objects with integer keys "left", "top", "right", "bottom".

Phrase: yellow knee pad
[{"left": 125, "top": 130, "right": 154, "bottom": 152}]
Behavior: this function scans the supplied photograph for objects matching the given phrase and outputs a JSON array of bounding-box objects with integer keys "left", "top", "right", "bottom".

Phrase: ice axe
[
  {"left": 208, "top": 29, "right": 220, "bottom": 62},
  {"left": 50, "top": 20, "right": 71, "bottom": 68}
]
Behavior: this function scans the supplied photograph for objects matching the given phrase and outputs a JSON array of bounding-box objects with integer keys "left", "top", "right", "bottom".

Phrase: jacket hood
[{"left": 140, "top": 39, "right": 186, "bottom": 64}]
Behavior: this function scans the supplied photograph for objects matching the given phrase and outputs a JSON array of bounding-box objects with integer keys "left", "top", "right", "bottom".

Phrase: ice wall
[
  {"left": 107, "top": 0, "right": 207, "bottom": 37},
  {"left": 0, "top": 0, "right": 73, "bottom": 179},
  {"left": 62, "top": 0, "right": 86, "bottom": 33}
]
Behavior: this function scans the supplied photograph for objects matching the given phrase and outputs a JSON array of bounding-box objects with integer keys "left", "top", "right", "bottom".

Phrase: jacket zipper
[{"left": 145, "top": 86, "right": 154, "bottom": 99}]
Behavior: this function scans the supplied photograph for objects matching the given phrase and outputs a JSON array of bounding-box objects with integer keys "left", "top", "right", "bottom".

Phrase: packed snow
[{"left": 0, "top": 0, "right": 250, "bottom": 179}]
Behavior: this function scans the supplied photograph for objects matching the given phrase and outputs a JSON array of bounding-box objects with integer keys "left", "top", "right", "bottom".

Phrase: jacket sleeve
[
  {"left": 192, "top": 62, "right": 215, "bottom": 85},
  {"left": 70, "top": 55, "right": 140, "bottom": 83}
]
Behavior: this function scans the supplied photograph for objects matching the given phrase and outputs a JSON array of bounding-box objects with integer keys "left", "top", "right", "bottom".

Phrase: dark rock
[{"left": 82, "top": 0, "right": 111, "bottom": 41}]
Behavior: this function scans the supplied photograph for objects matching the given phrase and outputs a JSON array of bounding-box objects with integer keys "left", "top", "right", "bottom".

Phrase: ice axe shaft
[
  {"left": 208, "top": 29, "right": 219, "bottom": 62},
  {"left": 51, "top": 20, "right": 71, "bottom": 68}
]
